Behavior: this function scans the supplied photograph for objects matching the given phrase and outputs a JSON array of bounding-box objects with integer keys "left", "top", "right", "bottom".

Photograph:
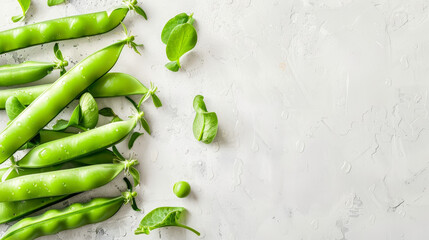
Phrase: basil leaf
[
  {"left": 47, "top": 0, "right": 65, "bottom": 6},
  {"left": 134, "top": 207, "right": 200, "bottom": 236},
  {"left": 12, "top": 0, "right": 30, "bottom": 22},
  {"left": 161, "top": 13, "right": 190, "bottom": 44},
  {"left": 192, "top": 95, "right": 218, "bottom": 144},
  {"left": 79, "top": 93, "right": 98, "bottom": 129},
  {"left": 128, "top": 132, "right": 143, "bottom": 149},
  {"left": 166, "top": 23, "right": 197, "bottom": 62},
  {"left": 5, "top": 96, "right": 26, "bottom": 121}
]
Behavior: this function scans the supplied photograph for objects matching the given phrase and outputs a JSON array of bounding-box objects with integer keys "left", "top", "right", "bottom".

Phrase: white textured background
[{"left": 0, "top": 0, "right": 429, "bottom": 239}]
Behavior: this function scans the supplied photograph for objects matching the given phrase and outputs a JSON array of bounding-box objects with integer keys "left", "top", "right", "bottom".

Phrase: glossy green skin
[
  {"left": 0, "top": 8, "right": 129, "bottom": 54},
  {"left": 88, "top": 72, "right": 148, "bottom": 97},
  {"left": 0, "top": 72, "right": 147, "bottom": 109},
  {"left": 0, "top": 196, "right": 125, "bottom": 240},
  {"left": 18, "top": 118, "right": 137, "bottom": 168},
  {"left": 37, "top": 130, "right": 74, "bottom": 145},
  {"left": 0, "top": 61, "right": 56, "bottom": 86},
  {"left": 173, "top": 181, "right": 191, "bottom": 198},
  {"left": 0, "top": 151, "right": 115, "bottom": 224},
  {"left": 0, "top": 39, "right": 128, "bottom": 164},
  {"left": 0, "top": 163, "right": 125, "bottom": 202}
]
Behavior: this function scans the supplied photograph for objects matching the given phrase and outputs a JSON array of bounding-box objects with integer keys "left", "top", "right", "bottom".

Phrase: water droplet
[
  {"left": 341, "top": 161, "right": 352, "bottom": 174},
  {"left": 281, "top": 111, "right": 289, "bottom": 119},
  {"left": 385, "top": 78, "right": 392, "bottom": 87},
  {"left": 63, "top": 183, "right": 67, "bottom": 187},
  {"left": 11, "top": 192, "right": 14, "bottom": 195},
  {"left": 115, "top": 129, "right": 119, "bottom": 132},
  {"left": 38, "top": 148, "right": 50, "bottom": 159},
  {"left": 16, "top": 122, "right": 21, "bottom": 126},
  {"left": 295, "top": 140, "right": 305, "bottom": 153}
]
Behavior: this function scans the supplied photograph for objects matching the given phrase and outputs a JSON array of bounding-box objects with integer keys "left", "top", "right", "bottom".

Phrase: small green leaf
[
  {"left": 165, "top": 61, "right": 180, "bottom": 72},
  {"left": 47, "top": 0, "right": 65, "bottom": 6},
  {"left": 166, "top": 23, "right": 197, "bottom": 62},
  {"left": 161, "top": 13, "right": 190, "bottom": 44},
  {"left": 112, "top": 146, "right": 125, "bottom": 161},
  {"left": 12, "top": 0, "right": 30, "bottom": 22},
  {"left": 5, "top": 96, "right": 26, "bottom": 121},
  {"left": 152, "top": 94, "right": 163, "bottom": 108},
  {"left": 79, "top": 92, "right": 99, "bottom": 129},
  {"left": 125, "top": 96, "right": 139, "bottom": 111},
  {"left": 140, "top": 117, "right": 151, "bottom": 135},
  {"left": 134, "top": 207, "right": 200, "bottom": 236},
  {"left": 99, "top": 107, "right": 116, "bottom": 117},
  {"left": 52, "top": 119, "right": 70, "bottom": 131},
  {"left": 53, "top": 43, "right": 63, "bottom": 60},
  {"left": 129, "top": 167, "right": 140, "bottom": 186},
  {"left": 134, "top": 6, "right": 147, "bottom": 20},
  {"left": 192, "top": 95, "right": 218, "bottom": 144},
  {"left": 128, "top": 132, "right": 143, "bottom": 149}
]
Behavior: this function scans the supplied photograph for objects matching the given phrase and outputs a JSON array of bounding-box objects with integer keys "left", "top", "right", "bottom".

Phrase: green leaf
[
  {"left": 111, "top": 116, "right": 123, "bottom": 123},
  {"left": 12, "top": 0, "right": 30, "bottom": 22},
  {"left": 161, "top": 13, "right": 190, "bottom": 44},
  {"left": 152, "top": 94, "right": 163, "bottom": 108},
  {"left": 140, "top": 117, "right": 151, "bottom": 135},
  {"left": 79, "top": 92, "right": 99, "bottom": 129},
  {"left": 125, "top": 96, "right": 139, "bottom": 111},
  {"left": 52, "top": 105, "right": 81, "bottom": 131},
  {"left": 166, "top": 23, "right": 197, "bottom": 62},
  {"left": 192, "top": 95, "right": 218, "bottom": 144},
  {"left": 53, "top": 43, "right": 63, "bottom": 60},
  {"left": 134, "top": 6, "right": 147, "bottom": 20},
  {"left": 134, "top": 207, "right": 200, "bottom": 236},
  {"left": 128, "top": 132, "right": 143, "bottom": 149},
  {"left": 112, "top": 146, "right": 125, "bottom": 161},
  {"left": 99, "top": 107, "right": 116, "bottom": 117},
  {"left": 165, "top": 61, "right": 180, "bottom": 72},
  {"left": 5, "top": 96, "right": 26, "bottom": 121},
  {"left": 129, "top": 167, "right": 140, "bottom": 186},
  {"left": 47, "top": 0, "right": 65, "bottom": 6}
]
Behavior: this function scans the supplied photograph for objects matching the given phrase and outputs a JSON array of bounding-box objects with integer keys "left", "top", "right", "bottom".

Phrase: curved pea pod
[
  {"left": 0, "top": 43, "right": 68, "bottom": 86},
  {"left": 0, "top": 189, "right": 138, "bottom": 240},
  {"left": 0, "top": 37, "right": 138, "bottom": 164},
  {"left": 18, "top": 116, "right": 139, "bottom": 168},
  {"left": 88, "top": 72, "right": 148, "bottom": 97},
  {"left": 0, "top": 159, "right": 138, "bottom": 202},
  {"left": 0, "top": 0, "right": 146, "bottom": 54}
]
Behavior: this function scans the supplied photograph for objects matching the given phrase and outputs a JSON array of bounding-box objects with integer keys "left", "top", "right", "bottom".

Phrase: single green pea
[
  {"left": 173, "top": 181, "right": 191, "bottom": 198},
  {"left": 79, "top": 92, "right": 99, "bottom": 129}
]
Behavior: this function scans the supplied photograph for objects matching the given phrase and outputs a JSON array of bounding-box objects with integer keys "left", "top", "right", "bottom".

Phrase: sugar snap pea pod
[
  {"left": 0, "top": 159, "right": 138, "bottom": 202},
  {"left": 0, "top": 0, "right": 146, "bottom": 54},
  {"left": 0, "top": 36, "right": 139, "bottom": 164},
  {"left": 0, "top": 43, "right": 67, "bottom": 86},
  {"left": 0, "top": 179, "right": 139, "bottom": 240},
  {"left": 18, "top": 115, "right": 141, "bottom": 168},
  {"left": 0, "top": 84, "right": 46, "bottom": 109}
]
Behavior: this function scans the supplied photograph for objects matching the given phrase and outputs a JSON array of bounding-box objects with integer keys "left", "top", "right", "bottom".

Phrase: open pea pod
[
  {"left": 0, "top": 72, "right": 160, "bottom": 109},
  {"left": 0, "top": 179, "right": 139, "bottom": 240}
]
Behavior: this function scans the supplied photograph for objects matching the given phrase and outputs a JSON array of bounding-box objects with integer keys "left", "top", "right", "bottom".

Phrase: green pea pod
[
  {"left": 5, "top": 96, "right": 25, "bottom": 122},
  {"left": 0, "top": 72, "right": 151, "bottom": 109},
  {"left": 0, "top": 0, "right": 146, "bottom": 54},
  {"left": 0, "top": 189, "right": 138, "bottom": 240},
  {"left": 0, "top": 159, "right": 138, "bottom": 202},
  {"left": 0, "top": 36, "right": 138, "bottom": 164},
  {"left": 0, "top": 43, "right": 68, "bottom": 86},
  {"left": 18, "top": 116, "right": 139, "bottom": 168}
]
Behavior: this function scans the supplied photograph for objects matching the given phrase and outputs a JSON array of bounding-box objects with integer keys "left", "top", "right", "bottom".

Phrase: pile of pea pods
[{"left": 0, "top": 1, "right": 185, "bottom": 239}]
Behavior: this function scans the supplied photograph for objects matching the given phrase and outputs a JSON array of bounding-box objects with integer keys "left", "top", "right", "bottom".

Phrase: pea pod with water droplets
[
  {"left": 0, "top": 159, "right": 139, "bottom": 202},
  {"left": 0, "top": 180, "right": 139, "bottom": 240},
  {"left": 0, "top": 0, "right": 146, "bottom": 54},
  {"left": 0, "top": 36, "right": 139, "bottom": 164},
  {"left": 17, "top": 115, "right": 141, "bottom": 168},
  {"left": 0, "top": 150, "right": 116, "bottom": 224},
  {"left": 0, "top": 72, "right": 154, "bottom": 109}
]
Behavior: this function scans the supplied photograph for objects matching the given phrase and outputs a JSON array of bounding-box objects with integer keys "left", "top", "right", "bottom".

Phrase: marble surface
[{"left": 1, "top": 0, "right": 429, "bottom": 239}]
